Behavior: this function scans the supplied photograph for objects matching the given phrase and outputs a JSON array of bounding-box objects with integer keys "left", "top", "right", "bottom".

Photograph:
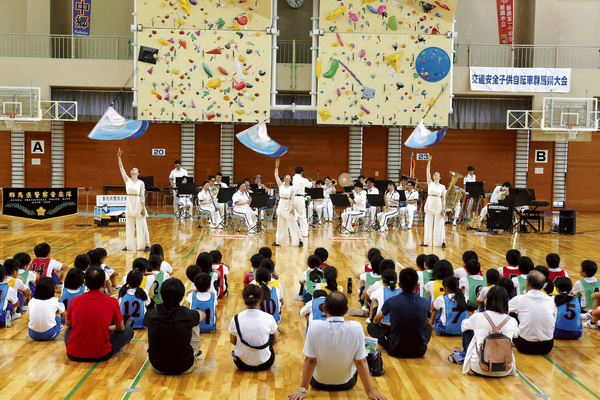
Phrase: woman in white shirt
[
  {"left": 229, "top": 284, "right": 279, "bottom": 371},
  {"left": 421, "top": 154, "right": 447, "bottom": 247},
  {"left": 272, "top": 158, "right": 302, "bottom": 247},
  {"left": 461, "top": 286, "right": 519, "bottom": 377},
  {"left": 117, "top": 148, "right": 150, "bottom": 252},
  {"left": 232, "top": 181, "right": 257, "bottom": 233},
  {"left": 197, "top": 180, "right": 222, "bottom": 228}
]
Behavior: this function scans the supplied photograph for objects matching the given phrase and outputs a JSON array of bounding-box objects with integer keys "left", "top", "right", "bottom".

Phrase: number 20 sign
[{"left": 152, "top": 149, "right": 165, "bottom": 156}]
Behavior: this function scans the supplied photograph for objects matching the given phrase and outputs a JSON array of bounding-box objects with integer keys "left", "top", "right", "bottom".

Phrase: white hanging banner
[{"left": 470, "top": 67, "right": 571, "bottom": 93}]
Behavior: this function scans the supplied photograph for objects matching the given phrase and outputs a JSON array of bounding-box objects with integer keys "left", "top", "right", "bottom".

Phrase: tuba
[{"left": 445, "top": 171, "right": 464, "bottom": 210}]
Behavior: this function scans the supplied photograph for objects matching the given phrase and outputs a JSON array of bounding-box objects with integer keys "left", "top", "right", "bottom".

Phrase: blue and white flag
[
  {"left": 404, "top": 120, "right": 447, "bottom": 149},
  {"left": 88, "top": 107, "right": 149, "bottom": 140},
  {"left": 236, "top": 122, "right": 288, "bottom": 157}
]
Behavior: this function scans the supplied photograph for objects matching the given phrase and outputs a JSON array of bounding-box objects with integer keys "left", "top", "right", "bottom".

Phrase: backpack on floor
[
  {"left": 366, "top": 349, "right": 385, "bottom": 376},
  {"left": 478, "top": 312, "right": 513, "bottom": 372}
]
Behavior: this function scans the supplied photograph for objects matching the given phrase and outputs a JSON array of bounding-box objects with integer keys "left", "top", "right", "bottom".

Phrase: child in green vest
[
  {"left": 359, "top": 255, "right": 384, "bottom": 308},
  {"left": 459, "top": 259, "right": 486, "bottom": 311},
  {"left": 573, "top": 260, "right": 600, "bottom": 311},
  {"left": 416, "top": 254, "right": 432, "bottom": 298},
  {"left": 512, "top": 256, "right": 534, "bottom": 296},
  {"left": 149, "top": 255, "right": 169, "bottom": 306},
  {"left": 298, "top": 255, "right": 323, "bottom": 303}
]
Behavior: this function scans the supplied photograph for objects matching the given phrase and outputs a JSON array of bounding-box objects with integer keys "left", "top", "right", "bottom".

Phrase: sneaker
[
  {"left": 583, "top": 320, "right": 598, "bottom": 329},
  {"left": 362, "top": 305, "right": 369, "bottom": 313},
  {"left": 298, "top": 242, "right": 304, "bottom": 248},
  {"left": 122, "top": 247, "right": 128, "bottom": 251},
  {"left": 21, "top": 305, "right": 28, "bottom": 312},
  {"left": 452, "top": 221, "right": 458, "bottom": 226},
  {"left": 365, "top": 318, "right": 372, "bottom": 324},
  {"left": 271, "top": 242, "right": 280, "bottom": 247},
  {"left": 293, "top": 294, "right": 304, "bottom": 301},
  {"left": 582, "top": 311, "right": 593, "bottom": 320},
  {"left": 195, "top": 350, "right": 203, "bottom": 358},
  {"left": 407, "top": 225, "right": 412, "bottom": 229},
  {"left": 12, "top": 312, "right": 22, "bottom": 320},
  {"left": 143, "top": 246, "right": 151, "bottom": 252},
  {"left": 442, "top": 243, "right": 446, "bottom": 248},
  {"left": 348, "top": 308, "right": 368, "bottom": 317}
]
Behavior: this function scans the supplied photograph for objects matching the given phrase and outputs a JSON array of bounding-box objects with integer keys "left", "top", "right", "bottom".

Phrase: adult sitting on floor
[
  {"left": 508, "top": 270, "right": 557, "bottom": 355},
  {"left": 65, "top": 267, "right": 134, "bottom": 362},
  {"left": 289, "top": 291, "right": 387, "bottom": 400},
  {"left": 368, "top": 268, "right": 432, "bottom": 358},
  {"left": 144, "top": 278, "right": 206, "bottom": 375}
]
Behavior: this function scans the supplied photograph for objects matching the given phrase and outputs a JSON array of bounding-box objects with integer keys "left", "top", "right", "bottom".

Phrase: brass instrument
[
  {"left": 331, "top": 179, "right": 338, "bottom": 186},
  {"left": 445, "top": 171, "right": 464, "bottom": 210},
  {"left": 209, "top": 184, "right": 220, "bottom": 207},
  {"left": 383, "top": 189, "right": 389, "bottom": 212},
  {"left": 499, "top": 187, "right": 509, "bottom": 201}
]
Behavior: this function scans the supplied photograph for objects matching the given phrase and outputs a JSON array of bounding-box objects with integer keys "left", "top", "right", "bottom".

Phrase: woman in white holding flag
[
  {"left": 421, "top": 154, "right": 446, "bottom": 248},
  {"left": 271, "top": 158, "right": 302, "bottom": 248},
  {"left": 117, "top": 148, "right": 150, "bottom": 252}
]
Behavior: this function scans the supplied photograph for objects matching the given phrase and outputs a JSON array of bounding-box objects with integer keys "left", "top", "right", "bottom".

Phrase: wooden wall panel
[
  {"left": 233, "top": 125, "right": 349, "bottom": 186},
  {"left": 25, "top": 131, "right": 52, "bottom": 188},
  {"left": 401, "top": 129, "right": 517, "bottom": 193},
  {"left": 64, "top": 122, "right": 182, "bottom": 202},
  {"left": 527, "top": 141, "right": 554, "bottom": 210},
  {"left": 194, "top": 123, "right": 221, "bottom": 181},
  {"left": 0, "top": 131, "right": 12, "bottom": 187},
  {"left": 362, "top": 126, "right": 388, "bottom": 180},
  {"left": 566, "top": 132, "right": 600, "bottom": 212}
]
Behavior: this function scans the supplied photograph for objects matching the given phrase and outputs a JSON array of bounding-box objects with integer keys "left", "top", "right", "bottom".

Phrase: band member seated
[
  {"left": 341, "top": 182, "right": 367, "bottom": 233},
  {"left": 479, "top": 182, "right": 512, "bottom": 224},
  {"left": 254, "top": 175, "right": 267, "bottom": 189},
  {"left": 445, "top": 185, "right": 465, "bottom": 226},
  {"left": 322, "top": 177, "right": 335, "bottom": 222},
  {"left": 377, "top": 182, "right": 400, "bottom": 232},
  {"left": 365, "top": 177, "right": 379, "bottom": 222},
  {"left": 208, "top": 175, "right": 224, "bottom": 218},
  {"left": 308, "top": 180, "right": 326, "bottom": 224},
  {"left": 396, "top": 175, "right": 408, "bottom": 192},
  {"left": 243, "top": 178, "right": 253, "bottom": 194},
  {"left": 197, "top": 180, "right": 222, "bottom": 228},
  {"left": 215, "top": 172, "right": 228, "bottom": 188},
  {"left": 169, "top": 160, "right": 188, "bottom": 214},
  {"left": 178, "top": 176, "right": 194, "bottom": 218},
  {"left": 400, "top": 181, "right": 419, "bottom": 229},
  {"left": 232, "top": 181, "right": 257, "bottom": 234},
  {"left": 463, "top": 166, "right": 476, "bottom": 219}
]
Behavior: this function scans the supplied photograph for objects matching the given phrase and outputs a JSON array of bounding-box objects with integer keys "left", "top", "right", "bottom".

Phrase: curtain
[
  {"left": 51, "top": 90, "right": 135, "bottom": 122},
  {"left": 449, "top": 98, "right": 532, "bottom": 130}
]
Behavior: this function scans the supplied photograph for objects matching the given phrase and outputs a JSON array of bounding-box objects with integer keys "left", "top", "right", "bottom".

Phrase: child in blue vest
[
  {"left": 512, "top": 256, "right": 534, "bottom": 296},
  {"left": 0, "top": 265, "right": 19, "bottom": 327},
  {"left": 431, "top": 276, "right": 469, "bottom": 335},
  {"left": 256, "top": 267, "right": 282, "bottom": 324},
  {"left": 119, "top": 270, "right": 150, "bottom": 329},
  {"left": 187, "top": 272, "right": 217, "bottom": 333},
  {"left": 299, "top": 289, "right": 328, "bottom": 332},
  {"left": 573, "top": 260, "right": 600, "bottom": 311},
  {"left": 369, "top": 269, "right": 402, "bottom": 323},
  {"left": 28, "top": 277, "right": 65, "bottom": 340},
  {"left": 553, "top": 277, "right": 582, "bottom": 339},
  {"left": 60, "top": 268, "right": 87, "bottom": 312}
]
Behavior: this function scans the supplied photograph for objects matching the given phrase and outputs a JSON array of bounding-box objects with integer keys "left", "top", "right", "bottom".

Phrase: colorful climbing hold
[
  {"left": 202, "top": 63, "right": 213, "bottom": 77},
  {"left": 326, "top": 6, "right": 346, "bottom": 20}
]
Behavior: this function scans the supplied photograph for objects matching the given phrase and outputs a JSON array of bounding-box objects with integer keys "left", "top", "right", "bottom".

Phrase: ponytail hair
[
  {"left": 255, "top": 267, "right": 272, "bottom": 302},
  {"left": 323, "top": 266, "right": 338, "bottom": 292},
  {"left": 554, "top": 276, "right": 574, "bottom": 307},
  {"left": 309, "top": 268, "right": 324, "bottom": 284},
  {"left": 382, "top": 269, "right": 398, "bottom": 291},
  {"left": 443, "top": 276, "right": 467, "bottom": 314},
  {"left": 119, "top": 270, "right": 148, "bottom": 301}
]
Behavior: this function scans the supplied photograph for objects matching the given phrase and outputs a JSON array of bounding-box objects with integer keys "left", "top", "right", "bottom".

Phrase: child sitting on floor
[
  {"left": 119, "top": 270, "right": 150, "bottom": 329},
  {"left": 547, "top": 253, "right": 568, "bottom": 282},
  {"left": 453, "top": 250, "right": 479, "bottom": 280},
  {"left": 459, "top": 260, "right": 486, "bottom": 311},
  {"left": 13, "top": 252, "right": 37, "bottom": 299},
  {"left": 30, "top": 242, "right": 68, "bottom": 291},
  {"left": 476, "top": 269, "right": 500, "bottom": 308},
  {"left": 498, "top": 249, "right": 521, "bottom": 279},
  {"left": 150, "top": 244, "right": 173, "bottom": 274},
  {"left": 28, "top": 277, "right": 65, "bottom": 341},
  {"left": 415, "top": 254, "right": 430, "bottom": 298},
  {"left": 572, "top": 260, "right": 600, "bottom": 311},
  {"left": 512, "top": 256, "right": 534, "bottom": 296},
  {"left": 3, "top": 259, "right": 29, "bottom": 317},
  {"left": 187, "top": 272, "right": 218, "bottom": 333},
  {"left": 244, "top": 254, "right": 264, "bottom": 287},
  {"left": 210, "top": 250, "right": 229, "bottom": 298},
  {"left": 298, "top": 255, "right": 323, "bottom": 303},
  {"left": 553, "top": 277, "right": 582, "bottom": 339},
  {"left": 0, "top": 265, "right": 20, "bottom": 327},
  {"left": 424, "top": 259, "right": 453, "bottom": 301},
  {"left": 60, "top": 268, "right": 87, "bottom": 312},
  {"left": 431, "top": 276, "right": 469, "bottom": 336},
  {"left": 149, "top": 255, "right": 169, "bottom": 306}
]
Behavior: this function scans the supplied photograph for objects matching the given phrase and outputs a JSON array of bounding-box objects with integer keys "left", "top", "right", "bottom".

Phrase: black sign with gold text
[{"left": 1, "top": 188, "right": 79, "bottom": 219}]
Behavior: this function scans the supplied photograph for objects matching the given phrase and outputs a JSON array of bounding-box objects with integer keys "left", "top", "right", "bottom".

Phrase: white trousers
[
  {"left": 179, "top": 196, "right": 193, "bottom": 216},
  {"left": 479, "top": 205, "right": 489, "bottom": 221},
  {"left": 276, "top": 200, "right": 300, "bottom": 246},
  {"left": 341, "top": 210, "right": 366, "bottom": 231},
  {"left": 126, "top": 214, "right": 149, "bottom": 250},
  {"left": 377, "top": 208, "right": 398, "bottom": 231},
  {"left": 233, "top": 208, "right": 257, "bottom": 231},
  {"left": 215, "top": 202, "right": 225, "bottom": 218},
  {"left": 198, "top": 205, "right": 222, "bottom": 227},
  {"left": 400, "top": 204, "right": 417, "bottom": 227},
  {"left": 293, "top": 196, "right": 309, "bottom": 237},
  {"left": 323, "top": 198, "right": 334, "bottom": 221},
  {"left": 423, "top": 210, "right": 445, "bottom": 246},
  {"left": 308, "top": 202, "right": 325, "bottom": 223}
]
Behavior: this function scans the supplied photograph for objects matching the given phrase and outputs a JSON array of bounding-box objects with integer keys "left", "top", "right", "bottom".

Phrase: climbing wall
[
  {"left": 316, "top": 0, "right": 457, "bottom": 127},
  {"left": 136, "top": 0, "right": 272, "bottom": 123}
]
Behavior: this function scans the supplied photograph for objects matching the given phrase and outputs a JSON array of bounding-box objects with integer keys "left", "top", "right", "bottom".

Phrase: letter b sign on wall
[{"left": 535, "top": 150, "right": 548, "bottom": 163}]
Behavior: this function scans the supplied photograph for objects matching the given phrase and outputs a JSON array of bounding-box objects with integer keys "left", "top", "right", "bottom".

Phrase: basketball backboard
[
  {"left": 541, "top": 97, "right": 598, "bottom": 131},
  {"left": 0, "top": 86, "right": 41, "bottom": 121}
]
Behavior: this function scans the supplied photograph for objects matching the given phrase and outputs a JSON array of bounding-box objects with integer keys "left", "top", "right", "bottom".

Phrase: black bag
[{"left": 366, "top": 350, "right": 385, "bottom": 376}]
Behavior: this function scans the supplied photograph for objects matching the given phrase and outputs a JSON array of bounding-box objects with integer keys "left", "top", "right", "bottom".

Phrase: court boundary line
[
  {"left": 54, "top": 233, "right": 95, "bottom": 254},
  {"left": 542, "top": 355, "right": 600, "bottom": 399},
  {"left": 63, "top": 362, "right": 99, "bottom": 400},
  {"left": 365, "top": 233, "right": 404, "bottom": 268},
  {"left": 122, "top": 359, "right": 150, "bottom": 400},
  {"left": 185, "top": 230, "right": 209, "bottom": 259},
  {"left": 516, "top": 370, "right": 546, "bottom": 397}
]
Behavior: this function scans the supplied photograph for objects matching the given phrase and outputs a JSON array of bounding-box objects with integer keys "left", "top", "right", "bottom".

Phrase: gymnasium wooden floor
[{"left": 1, "top": 209, "right": 600, "bottom": 400}]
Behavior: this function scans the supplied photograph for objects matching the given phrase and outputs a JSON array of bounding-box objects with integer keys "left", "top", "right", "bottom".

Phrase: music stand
[
  {"left": 254, "top": 188, "right": 266, "bottom": 194},
  {"left": 249, "top": 193, "right": 269, "bottom": 234},
  {"left": 306, "top": 188, "right": 324, "bottom": 226},
  {"left": 374, "top": 180, "right": 389, "bottom": 194},
  {"left": 330, "top": 194, "right": 351, "bottom": 233},
  {"left": 215, "top": 187, "right": 236, "bottom": 228},
  {"left": 343, "top": 186, "right": 354, "bottom": 193},
  {"left": 367, "top": 194, "right": 385, "bottom": 229},
  {"left": 177, "top": 182, "right": 196, "bottom": 220},
  {"left": 465, "top": 182, "right": 485, "bottom": 224},
  {"left": 250, "top": 183, "right": 259, "bottom": 189}
]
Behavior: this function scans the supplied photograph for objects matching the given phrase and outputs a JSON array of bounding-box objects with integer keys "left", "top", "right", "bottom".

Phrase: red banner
[{"left": 496, "top": 0, "right": 514, "bottom": 45}]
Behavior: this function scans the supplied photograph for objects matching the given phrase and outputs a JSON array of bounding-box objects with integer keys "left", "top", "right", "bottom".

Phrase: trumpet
[{"left": 331, "top": 179, "right": 338, "bottom": 185}]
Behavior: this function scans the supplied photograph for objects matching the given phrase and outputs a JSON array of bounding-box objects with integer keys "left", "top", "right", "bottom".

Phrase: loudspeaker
[
  {"left": 487, "top": 207, "right": 512, "bottom": 230},
  {"left": 559, "top": 209, "right": 576, "bottom": 235},
  {"left": 138, "top": 46, "right": 158, "bottom": 64}
]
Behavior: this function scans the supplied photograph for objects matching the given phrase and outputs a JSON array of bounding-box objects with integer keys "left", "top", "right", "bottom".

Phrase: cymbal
[{"left": 266, "top": 181, "right": 276, "bottom": 188}]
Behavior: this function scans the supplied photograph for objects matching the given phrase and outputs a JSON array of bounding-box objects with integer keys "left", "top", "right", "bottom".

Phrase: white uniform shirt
[
  {"left": 122, "top": 273, "right": 156, "bottom": 297},
  {"left": 352, "top": 191, "right": 367, "bottom": 212},
  {"left": 489, "top": 185, "right": 504, "bottom": 204},
  {"left": 463, "top": 173, "right": 477, "bottom": 187},
  {"left": 371, "top": 286, "right": 401, "bottom": 311},
  {"left": 323, "top": 185, "right": 335, "bottom": 199},
  {"left": 6, "top": 277, "right": 27, "bottom": 293},
  {"left": 28, "top": 297, "right": 65, "bottom": 332},
  {"left": 216, "top": 180, "right": 228, "bottom": 188},
  {"left": 169, "top": 167, "right": 188, "bottom": 187},
  {"left": 477, "top": 285, "right": 494, "bottom": 304},
  {"left": 454, "top": 267, "right": 468, "bottom": 280},
  {"left": 459, "top": 274, "right": 485, "bottom": 303},
  {"left": 366, "top": 280, "right": 383, "bottom": 297},
  {"left": 160, "top": 261, "right": 173, "bottom": 274},
  {"left": 405, "top": 189, "right": 419, "bottom": 203},
  {"left": 385, "top": 191, "right": 400, "bottom": 207},
  {"left": 303, "top": 317, "right": 368, "bottom": 385},
  {"left": 232, "top": 190, "right": 251, "bottom": 211},
  {"left": 292, "top": 174, "right": 313, "bottom": 197},
  {"left": 508, "top": 289, "right": 557, "bottom": 341},
  {"left": 198, "top": 189, "right": 216, "bottom": 209},
  {"left": 366, "top": 186, "right": 379, "bottom": 195},
  {"left": 229, "top": 309, "right": 278, "bottom": 365},
  {"left": 511, "top": 274, "right": 527, "bottom": 295}
]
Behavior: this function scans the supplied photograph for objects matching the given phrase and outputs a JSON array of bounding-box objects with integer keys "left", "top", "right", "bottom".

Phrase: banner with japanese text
[
  {"left": 496, "top": 0, "right": 514, "bottom": 44},
  {"left": 1, "top": 188, "right": 79, "bottom": 220},
  {"left": 470, "top": 67, "right": 571, "bottom": 93},
  {"left": 73, "top": 0, "right": 92, "bottom": 36}
]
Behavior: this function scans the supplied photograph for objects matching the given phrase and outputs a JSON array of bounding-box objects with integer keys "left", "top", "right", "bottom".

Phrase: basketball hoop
[
  {"left": 2, "top": 113, "right": 17, "bottom": 129},
  {"left": 565, "top": 124, "right": 580, "bottom": 139}
]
